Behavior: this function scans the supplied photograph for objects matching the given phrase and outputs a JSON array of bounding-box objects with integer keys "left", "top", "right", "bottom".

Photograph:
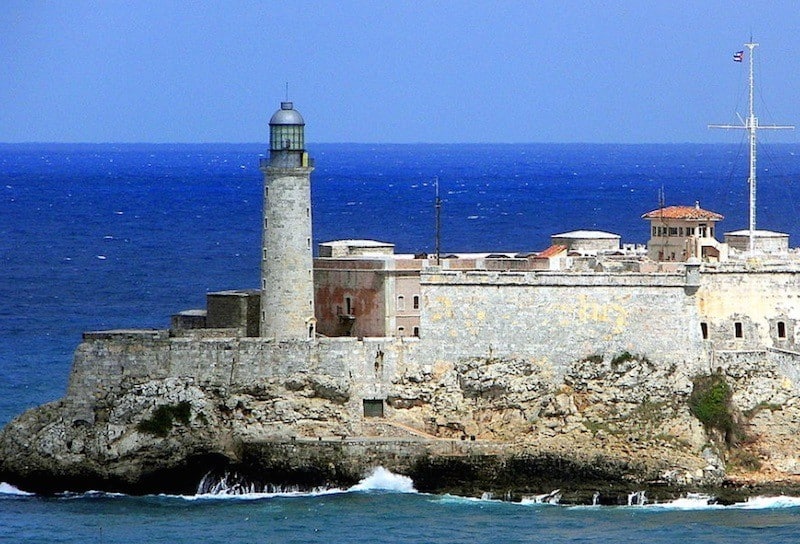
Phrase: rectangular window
[
  {"left": 363, "top": 399, "right": 385, "bottom": 418},
  {"left": 397, "top": 295, "right": 405, "bottom": 311},
  {"left": 345, "top": 296, "right": 353, "bottom": 315},
  {"left": 413, "top": 326, "right": 419, "bottom": 337},
  {"left": 735, "top": 322, "right": 743, "bottom": 338},
  {"left": 652, "top": 226, "right": 657, "bottom": 236},
  {"left": 669, "top": 227, "right": 678, "bottom": 236},
  {"left": 778, "top": 321, "right": 787, "bottom": 338},
  {"left": 413, "top": 295, "right": 419, "bottom": 310},
  {"left": 700, "top": 322, "right": 708, "bottom": 339}
]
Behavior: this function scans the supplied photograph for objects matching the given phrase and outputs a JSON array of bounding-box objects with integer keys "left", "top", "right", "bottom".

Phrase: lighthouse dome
[{"left": 269, "top": 102, "right": 305, "bottom": 126}]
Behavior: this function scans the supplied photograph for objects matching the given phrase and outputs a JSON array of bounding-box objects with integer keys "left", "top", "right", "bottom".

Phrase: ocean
[{"left": 3, "top": 142, "right": 800, "bottom": 541}]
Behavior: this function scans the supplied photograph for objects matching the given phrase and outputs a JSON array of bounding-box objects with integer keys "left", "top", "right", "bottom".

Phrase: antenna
[
  {"left": 709, "top": 41, "right": 793, "bottom": 254},
  {"left": 434, "top": 176, "right": 441, "bottom": 266},
  {"left": 285, "top": 82, "right": 289, "bottom": 101}
]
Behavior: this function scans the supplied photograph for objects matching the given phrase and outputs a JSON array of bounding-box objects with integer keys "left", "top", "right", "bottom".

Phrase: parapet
[{"left": 82, "top": 329, "right": 169, "bottom": 341}]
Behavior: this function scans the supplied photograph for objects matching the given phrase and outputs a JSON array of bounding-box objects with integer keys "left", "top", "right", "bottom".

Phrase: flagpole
[
  {"left": 747, "top": 41, "right": 757, "bottom": 253},
  {"left": 709, "top": 42, "right": 793, "bottom": 255}
]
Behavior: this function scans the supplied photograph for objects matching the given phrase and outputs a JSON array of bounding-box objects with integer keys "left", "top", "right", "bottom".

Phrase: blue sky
[{"left": 2, "top": 1, "right": 799, "bottom": 143}]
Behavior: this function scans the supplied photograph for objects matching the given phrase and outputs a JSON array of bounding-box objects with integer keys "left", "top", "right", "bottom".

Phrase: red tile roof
[
  {"left": 535, "top": 244, "right": 568, "bottom": 259},
  {"left": 641, "top": 205, "right": 723, "bottom": 221}
]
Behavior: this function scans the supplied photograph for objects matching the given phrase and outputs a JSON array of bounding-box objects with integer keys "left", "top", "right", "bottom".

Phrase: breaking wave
[
  {"left": 347, "top": 467, "right": 416, "bottom": 493},
  {"left": 192, "top": 466, "right": 415, "bottom": 499},
  {"left": 0, "top": 482, "right": 33, "bottom": 496}
]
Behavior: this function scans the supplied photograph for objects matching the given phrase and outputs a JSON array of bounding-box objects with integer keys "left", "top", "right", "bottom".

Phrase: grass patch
[
  {"left": 137, "top": 401, "right": 192, "bottom": 437},
  {"left": 631, "top": 400, "right": 668, "bottom": 425},
  {"left": 728, "top": 448, "right": 763, "bottom": 472}
]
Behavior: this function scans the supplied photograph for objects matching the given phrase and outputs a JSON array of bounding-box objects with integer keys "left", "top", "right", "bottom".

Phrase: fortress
[
  {"left": 70, "top": 101, "right": 800, "bottom": 428},
  {"left": 5, "top": 100, "right": 800, "bottom": 501}
]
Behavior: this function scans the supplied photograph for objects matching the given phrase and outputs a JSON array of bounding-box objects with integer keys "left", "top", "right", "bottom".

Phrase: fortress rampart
[{"left": 63, "top": 265, "right": 800, "bottom": 433}]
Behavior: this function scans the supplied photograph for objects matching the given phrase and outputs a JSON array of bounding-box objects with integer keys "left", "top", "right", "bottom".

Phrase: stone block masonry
[{"left": 420, "top": 270, "right": 707, "bottom": 371}]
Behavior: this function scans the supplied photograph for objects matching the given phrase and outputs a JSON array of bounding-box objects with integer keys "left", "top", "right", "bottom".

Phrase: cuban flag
[{"left": 733, "top": 50, "right": 744, "bottom": 62}]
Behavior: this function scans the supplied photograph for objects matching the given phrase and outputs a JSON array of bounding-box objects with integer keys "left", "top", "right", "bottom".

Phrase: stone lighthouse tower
[{"left": 259, "top": 101, "right": 315, "bottom": 340}]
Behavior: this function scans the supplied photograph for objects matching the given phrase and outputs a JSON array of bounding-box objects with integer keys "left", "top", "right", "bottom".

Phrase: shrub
[
  {"left": 689, "top": 373, "right": 744, "bottom": 446},
  {"left": 137, "top": 401, "right": 192, "bottom": 437},
  {"left": 610, "top": 351, "right": 637, "bottom": 367},
  {"left": 728, "top": 448, "right": 762, "bottom": 472}
]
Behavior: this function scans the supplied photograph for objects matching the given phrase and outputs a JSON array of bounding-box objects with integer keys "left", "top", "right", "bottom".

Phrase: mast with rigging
[{"left": 709, "top": 41, "right": 794, "bottom": 254}]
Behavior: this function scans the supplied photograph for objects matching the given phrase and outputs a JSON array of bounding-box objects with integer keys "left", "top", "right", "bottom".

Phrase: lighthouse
[{"left": 259, "top": 101, "right": 316, "bottom": 340}]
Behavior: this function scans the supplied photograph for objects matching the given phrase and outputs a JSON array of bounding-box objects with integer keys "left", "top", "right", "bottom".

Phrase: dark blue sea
[{"left": 3, "top": 142, "right": 800, "bottom": 542}]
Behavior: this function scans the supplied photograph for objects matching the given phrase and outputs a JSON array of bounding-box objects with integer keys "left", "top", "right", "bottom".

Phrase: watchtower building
[
  {"left": 259, "top": 101, "right": 316, "bottom": 340},
  {"left": 642, "top": 203, "right": 727, "bottom": 262}
]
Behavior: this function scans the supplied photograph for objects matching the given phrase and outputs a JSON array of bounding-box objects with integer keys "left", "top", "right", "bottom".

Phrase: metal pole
[
  {"left": 746, "top": 42, "right": 758, "bottom": 253},
  {"left": 435, "top": 176, "right": 441, "bottom": 266}
]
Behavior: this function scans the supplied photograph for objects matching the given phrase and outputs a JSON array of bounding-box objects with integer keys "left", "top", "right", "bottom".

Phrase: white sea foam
[
  {"left": 0, "top": 482, "right": 33, "bottom": 496},
  {"left": 520, "top": 489, "right": 562, "bottom": 505},
  {"left": 348, "top": 467, "right": 416, "bottom": 493},
  {"left": 736, "top": 495, "right": 800, "bottom": 509},
  {"left": 188, "top": 487, "right": 344, "bottom": 501},
  {"left": 647, "top": 493, "right": 720, "bottom": 510},
  {"left": 192, "top": 470, "right": 344, "bottom": 500},
  {"left": 435, "top": 493, "right": 496, "bottom": 505},
  {"left": 631, "top": 494, "right": 800, "bottom": 511}
]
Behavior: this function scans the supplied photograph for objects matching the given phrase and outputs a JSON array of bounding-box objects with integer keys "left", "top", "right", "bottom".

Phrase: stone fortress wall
[{"left": 63, "top": 263, "right": 800, "bottom": 435}]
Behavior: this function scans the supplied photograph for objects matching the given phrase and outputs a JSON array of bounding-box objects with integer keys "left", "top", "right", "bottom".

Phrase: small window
[
  {"left": 363, "top": 399, "right": 384, "bottom": 418},
  {"left": 701, "top": 322, "right": 708, "bottom": 339},
  {"left": 413, "top": 326, "right": 419, "bottom": 337},
  {"left": 778, "top": 321, "right": 787, "bottom": 338},
  {"left": 398, "top": 326, "right": 405, "bottom": 334},
  {"left": 397, "top": 295, "right": 405, "bottom": 311},
  {"left": 345, "top": 296, "right": 353, "bottom": 315},
  {"left": 735, "top": 322, "right": 743, "bottom": 338},
  {"left": 413, "top": 295, "right": 419, "bottom": 310}
]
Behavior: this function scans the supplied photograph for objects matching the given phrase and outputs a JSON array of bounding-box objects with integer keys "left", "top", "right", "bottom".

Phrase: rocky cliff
[{"left": 4, "top": 334, "right": 800, "bottom": 503}]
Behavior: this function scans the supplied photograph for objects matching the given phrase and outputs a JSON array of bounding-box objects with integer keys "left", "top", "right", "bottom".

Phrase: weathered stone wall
[
  {"left": 65, "top": 331, "right": 422, "bottom": 427},
  {"left": 698, "top": 270, "right": 800, "bottom": 351},
  {"left": 420, "top": 270, "right": 707, "bottom": 372}
]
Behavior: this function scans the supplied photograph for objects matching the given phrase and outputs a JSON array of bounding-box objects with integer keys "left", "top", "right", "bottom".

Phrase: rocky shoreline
[
  {"left": 2, "top": 395, "right": 798, "bottom": 505},
  {"left": 4, "top": 330, "right": 800, "bottom": 503}
]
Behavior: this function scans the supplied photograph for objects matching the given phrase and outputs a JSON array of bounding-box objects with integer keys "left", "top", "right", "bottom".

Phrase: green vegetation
[
  {"left": 688, "top": 373, "right": 744, "bottom": 446},
  {"left": 582, "top": 354, "right": 603, "bottom": 364},
  {"left": 728, "top": 448, "right": 763, "bottom": 472},
  {"left": 611, "top": 351, "right": 635, "bottom": 366},
  {"left": 610, "top": 351, "right": 650, "bottom": 368},
  {"left": 137, "top": 401, "right": 192, "bottom": 437},
  {"left": 631, "top": 399, "right": 668, "bottom": 425}
]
